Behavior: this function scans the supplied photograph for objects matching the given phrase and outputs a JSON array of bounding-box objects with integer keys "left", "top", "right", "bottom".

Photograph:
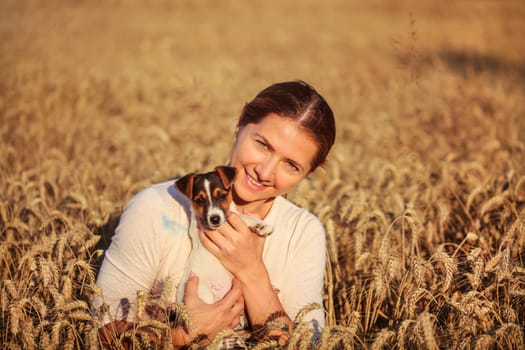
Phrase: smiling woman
[
  {"left": 230, "top": 114, "right": 320, "bottom": 218},
  {"left": 92, "top": 80, "right": 336, "bottom": 348}
]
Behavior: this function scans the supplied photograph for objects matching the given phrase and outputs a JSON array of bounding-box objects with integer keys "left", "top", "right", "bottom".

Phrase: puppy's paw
[
  {"left": 250, "top": 223, "right": 273, "bottom": 237},
  {"left": 237, "top": 212, "right": 274, "bottom": 237}
]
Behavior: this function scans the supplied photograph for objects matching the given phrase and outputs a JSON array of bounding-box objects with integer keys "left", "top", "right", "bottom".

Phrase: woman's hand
[
  {"left": 178, "top": 275, "right": 245, "bottom": 344},
  {"left": 198, "top": 212, "right": 293, "bottom": 344},
  {"left": 198, "top": 212, "right": 266, "bottom": 281}
]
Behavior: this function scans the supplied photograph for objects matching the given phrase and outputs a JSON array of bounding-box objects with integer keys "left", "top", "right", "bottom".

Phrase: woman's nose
[{"left": 254, "top": 158, "right": 277, "bottom": 183}]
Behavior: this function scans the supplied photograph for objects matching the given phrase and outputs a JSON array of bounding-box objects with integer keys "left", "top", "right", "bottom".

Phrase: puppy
[{"left": 174, "top": 165, "right": 272, "bottom": 305}]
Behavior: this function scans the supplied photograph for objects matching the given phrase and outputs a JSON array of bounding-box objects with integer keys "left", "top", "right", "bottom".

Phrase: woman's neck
[{"left": 232, "top": 195, "right": 275, "bottom": 219}]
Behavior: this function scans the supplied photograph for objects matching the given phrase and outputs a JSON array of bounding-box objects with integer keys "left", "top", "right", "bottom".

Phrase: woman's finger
[
  {"left": 216, "top": 278, "right": 243, "bottom": 308},
  {"left": 231, "top": 298, "right": 244, "bottom": 316},
  {"left": 231, "top": 317, "right": 240, "bottom": 329},
  {"left": 183, "top": 274, "right": 200, "bottom": 304},
  {"left": 198, "top": 229, "right": 227, "bottom": 253},
  {"left": 226, "top": 212, "right": 250, "bottom": 232}
]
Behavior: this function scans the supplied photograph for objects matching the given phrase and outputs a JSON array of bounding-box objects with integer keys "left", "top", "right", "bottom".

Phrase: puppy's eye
[
  {"left": 218, "top": 192, "right": 228, "bottom": 200},
  {"left": 195, "top": 197, "right": 206, "bottom": 206}
]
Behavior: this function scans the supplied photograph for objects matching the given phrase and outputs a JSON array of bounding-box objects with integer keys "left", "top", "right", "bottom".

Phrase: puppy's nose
[{"left": 210, "top": 215, "right": 221, "bottom": 226}]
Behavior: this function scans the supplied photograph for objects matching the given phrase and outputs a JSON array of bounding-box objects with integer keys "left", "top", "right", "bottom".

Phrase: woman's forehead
[{"left": 243, "top": 114, "right": 318, "bottom": 168}]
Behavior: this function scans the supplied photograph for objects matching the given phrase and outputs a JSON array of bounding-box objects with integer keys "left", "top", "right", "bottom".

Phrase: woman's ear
[{"left": 234, "top": 123, "right": 240, "bottom": 138}]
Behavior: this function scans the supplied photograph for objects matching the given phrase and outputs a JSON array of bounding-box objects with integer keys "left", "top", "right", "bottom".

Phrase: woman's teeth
[{"left": 248, "top": 174, "right": 263, "bottom": 187}]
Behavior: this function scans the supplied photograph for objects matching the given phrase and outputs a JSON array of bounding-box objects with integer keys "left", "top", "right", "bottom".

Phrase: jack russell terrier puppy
[{"left": 174, "top": 166, "right": 273, "bottom": 306}]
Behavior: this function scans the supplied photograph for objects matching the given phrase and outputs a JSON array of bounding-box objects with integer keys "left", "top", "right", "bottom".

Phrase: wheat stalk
[
  {"left": 322, "top": 325, "right": 359, "bottom": 350},
  {"left": 207, "top": 328, "right": 237, "bottom": 349},
  {"left": 9, "top": 298, "right": 27, "bottom": 336},
  {"left": 407, "top": 288, "right": 425, "bottom": 318},
  {"left": 3, "top": 279, "right": 19, "bottom": 300},
  {"left": 497, "top": 247, "right": 512, "bottom": 281},
  {"left": 61, "top": 300, "right": 89, "bottom": 313},
  {"left": 21, "top": 320, "right": 36, "bottom": 349},
  {"left": 416, "top": 312, "right": 438, "bottom": 350},
  {"left": 51, "top": 319, "right": 73, "bottom": 347},
  {"left": 480, "top": 193, "right": 509, "bottom": 217},
  {"left": 432, "top": 248, "right": 457, "bottom": 293},
  {"left": 38, "top": 256, "right": 59, "bottom": 289},
  {"left": 293, "top": 303, "right": 323, "bottom": 325},
  {"left": 1, "top": 4, "right": 525, "bottom": 349},
  {"left": 287, "top": 320, "right": 311, "bottom": 349},
  {"left": 495, "top": 323, "right": 524, "bottom": 348},
  {"left": 466, "top": 247, "right": 484, "bottom": 290},
  {"left": 397, "top": 319, "right": 416, "bottom": 350},
  {"left": 501, "top": 208, "right": 525, "bottom": 250},
  {"left": 465, "top": 184, "right": 486, "bottom": 213},
  {"left": 514, "top": 175, "right": 525, "bottom": 201},
  {"left": 473, "top": 334, "right": 493, "bottom": 350},
  {"left": 370, "top": 328, "right": 395, "bottom": 350},
  {"left": 251, "top": 339, "right": 279, "bottom": 350},
  {"left": 355, "top": 252, "right": 371, "bottom": 272}
]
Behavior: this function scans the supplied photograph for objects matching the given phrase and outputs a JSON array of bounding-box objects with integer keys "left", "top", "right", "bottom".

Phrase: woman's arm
[
  {"left": 236, "top": 258, "right": 294, "bottom": 345},
  {"left": 98, "top": 275, "right": 245, "bottom": 348},
  {"left": 199, "top": 213, "right": 293, "bottom": 345},
  {"left": 180, "top": 275, "right": 246, "bottom": 341},
  {"left": 93, "top": 186, "right": 245, "bottom": 347}
]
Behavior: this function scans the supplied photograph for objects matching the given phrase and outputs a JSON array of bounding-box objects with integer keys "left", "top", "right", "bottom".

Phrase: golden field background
[{"left": 1, "top": 0, "right": 525, "bottom": 348}]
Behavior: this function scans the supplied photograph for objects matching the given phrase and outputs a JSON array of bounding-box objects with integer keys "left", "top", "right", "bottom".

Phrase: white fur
[
  {"left": 176, "top": 206, "right": 233, "bottom": 304},
  {"left": 176, "top": 205, "right": 272, "bottom": 304}
]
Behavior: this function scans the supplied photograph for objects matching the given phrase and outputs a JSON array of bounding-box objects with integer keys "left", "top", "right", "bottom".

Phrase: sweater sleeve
[
  {"left": 281, "top": 212, "right": 327, "bottom": 329},
  {"left": 92, "top": 186, "right": 186, "bottom": 324}
]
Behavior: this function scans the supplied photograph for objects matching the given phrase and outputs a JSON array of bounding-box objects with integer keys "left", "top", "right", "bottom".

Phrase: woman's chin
[{"left": 234, "top": 186, "right": 270, "bottom": 205}]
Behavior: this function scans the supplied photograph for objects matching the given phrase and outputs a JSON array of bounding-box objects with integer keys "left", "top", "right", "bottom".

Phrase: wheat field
[{"left": 1, "top": 0, "right": 525, "bottom": 349}]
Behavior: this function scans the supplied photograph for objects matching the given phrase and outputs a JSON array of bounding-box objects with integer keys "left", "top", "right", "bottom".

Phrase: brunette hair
[{"left": 238, "top": 80, "right": 336, "bottom": 172}]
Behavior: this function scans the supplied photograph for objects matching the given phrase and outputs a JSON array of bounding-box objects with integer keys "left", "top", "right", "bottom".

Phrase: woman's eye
[
  {"left": 255, "top": 139, "right": 268, "bottom": 149},
  {"left": 287, "top": 162, "right": 300, "bottom": 172}
]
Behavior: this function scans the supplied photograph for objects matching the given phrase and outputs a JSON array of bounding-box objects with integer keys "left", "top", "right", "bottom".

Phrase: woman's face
[{"left": 229, "top": 113, "right": 318, "bottom": 212}]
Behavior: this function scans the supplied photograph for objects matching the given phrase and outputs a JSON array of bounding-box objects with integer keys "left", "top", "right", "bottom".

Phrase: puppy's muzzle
[{"left": 210, "top": 214, "right": 222, "bottom": 227}]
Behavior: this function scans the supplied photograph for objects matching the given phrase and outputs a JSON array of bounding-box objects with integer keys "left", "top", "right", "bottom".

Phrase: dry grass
[{"left": 1, "top": 0, "right": 524, "bottom": 348}]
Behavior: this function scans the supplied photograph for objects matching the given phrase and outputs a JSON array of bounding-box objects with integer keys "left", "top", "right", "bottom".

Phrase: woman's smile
[
  {"left": 229, "top": 113, "right": 318, "bottom": 216},
  {"left": 245, "top": 171, "right": 266, "bottom": 190}
]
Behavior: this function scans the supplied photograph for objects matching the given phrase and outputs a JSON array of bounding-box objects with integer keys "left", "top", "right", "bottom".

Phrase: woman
[{"left": 93, "top": 80, "right": 336, "bottom": 348}]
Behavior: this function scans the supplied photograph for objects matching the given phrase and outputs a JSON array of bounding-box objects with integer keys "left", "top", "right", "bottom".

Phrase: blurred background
[
  {"left": 1, "top": 0, "right": 525, "bottom": 348},
  {"left": 2, "top": 0, "right": 524, "bottom": 182}
]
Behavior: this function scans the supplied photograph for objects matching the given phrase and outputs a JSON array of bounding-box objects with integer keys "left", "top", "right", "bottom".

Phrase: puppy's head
[{"left": 175, "top": 166, "right": 237, "bottom": 230}]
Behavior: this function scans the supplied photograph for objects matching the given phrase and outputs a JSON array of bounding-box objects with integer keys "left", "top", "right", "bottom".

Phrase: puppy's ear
[
  {"left": 215, "top": 166, "right": 237, "bottom": 189},
  {"left": 175, "top": 173, "right": 195, "bottom": 198}
]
